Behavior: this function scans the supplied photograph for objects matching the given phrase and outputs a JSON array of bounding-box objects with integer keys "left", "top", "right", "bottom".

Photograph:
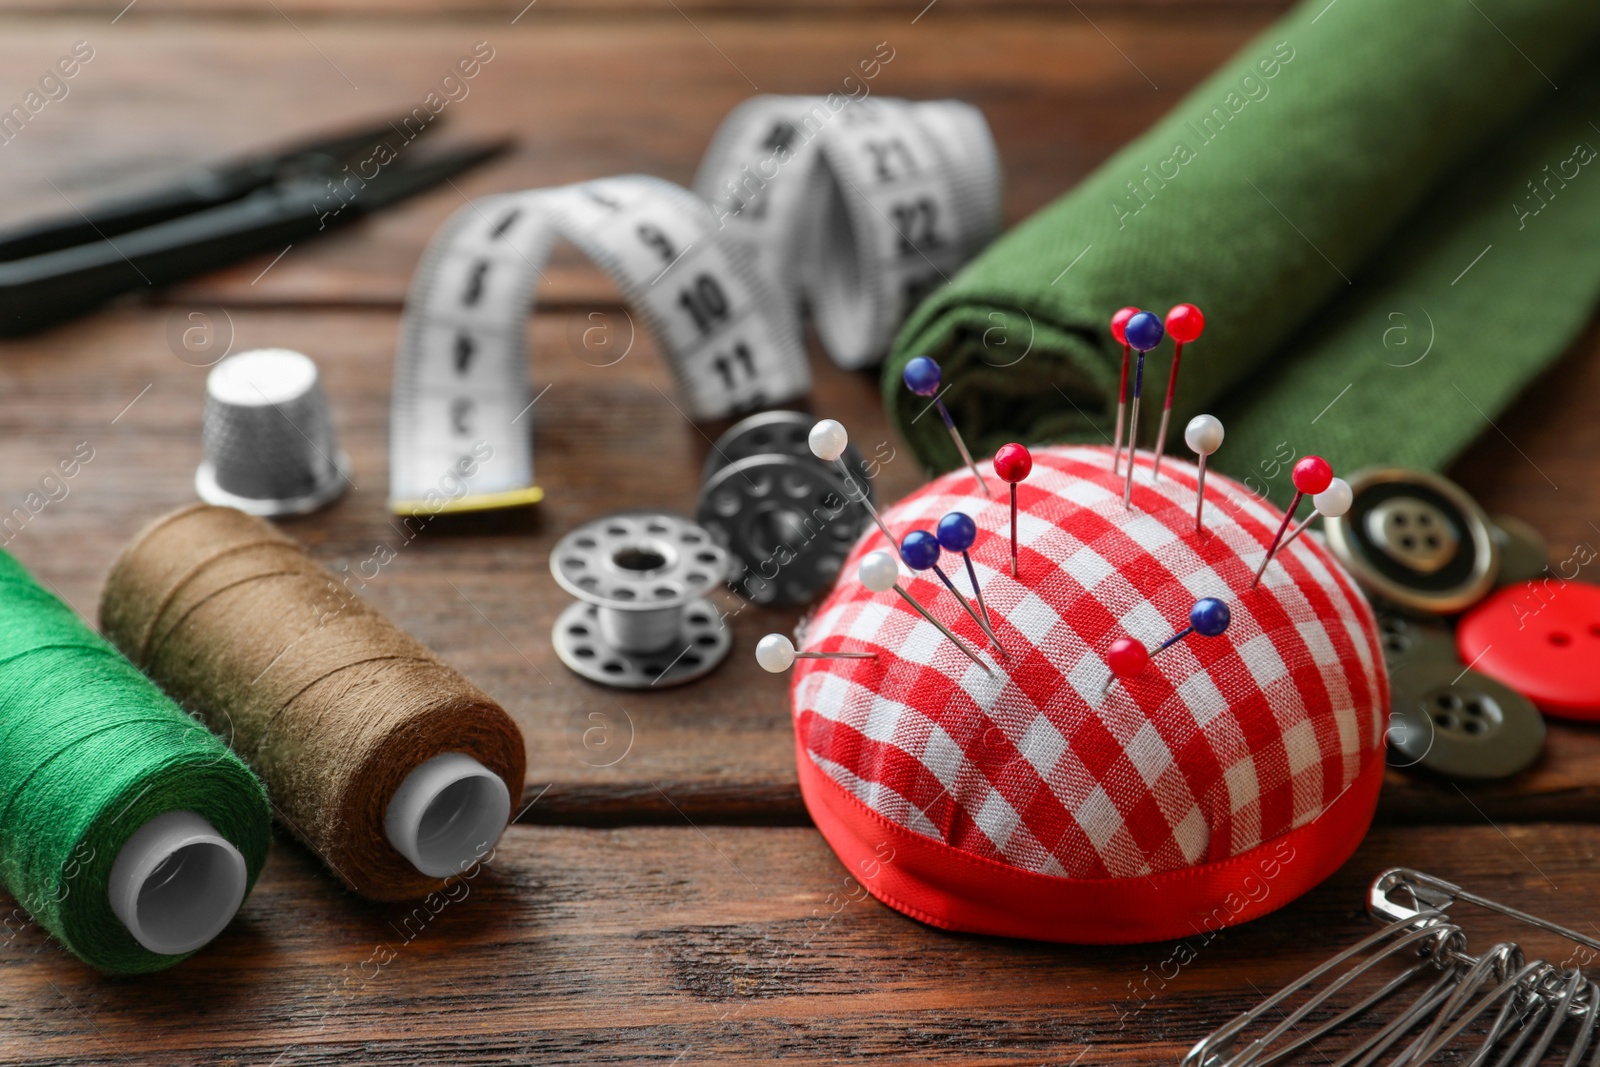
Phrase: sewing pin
[
  {"left": 809, "top": 418, "right": 898, "bottom": 552},
  {"left": 1121, "top": 310, "right": 1165, "bottom": 510},
  {"left": 936, "top": 511, "right": 1005, "bottom": 656},
  {"left": 859, "top": 550, "right": 992, "bottom": 675},
  {"left": 1103, "top": 597, "right": 1231, "bottom": 695},
  {"left": 1152, "top": 303, "right": 1204, "bottom": 481},
  {"left": 901, "top": 530, "right": 1002, "bottom": 654},
  {"left": 1184, "top": 414, "right": 1224, "bottom": 535},
  {"left": 1268, "top": 477, "right": 1352, "bottom": 562},
  {"left": 903, "top": 355, "right": 992, "bottom": 498},
  {"left": 1110, "top": 306, "right": 1138, "bottom": 475},
  {"left": 755, "top": 633, "right": 877, "bottom": 673},
  {"left": 1252, "top": 455, "right": 1334, "bottom": 588},
  {"left": 993, "top": 443, "right": 1032, "bottom": 578}
]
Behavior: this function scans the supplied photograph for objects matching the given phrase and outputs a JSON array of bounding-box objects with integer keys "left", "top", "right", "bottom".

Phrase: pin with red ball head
[
  {"left": 901, "top": 530, "right": 1003, "bottom": 655},
  {"left": 1121, "top": 310, "right": 1165, "bottom": 510},
  {"left": 1102, "top": 597, "right": 1232, "bottom": 695},
  {"left": 1252, "top": 455, "right": 1335, "bottom": 589},
  {"left": 1265, "top": 477, "right": 1352, "bottom": 565},
  {"left": 1109, "top": 306, "right": 1138, "bottom": 475},
  {"left": 859, "top": 550, "right": 992, "bottom": 675},
  {"left": 1152, "top": 303, "right": 1204, "bottom": 481},
  {"left": 809, "top": 418, "right": 899, "bottom": 554},
  {"left": 1184, "top": 414, "right": 1224, "bottom": 535},
  {"left": 755, "top": 633, "right": 877, "bottom": 673},
  {"left": 937, "top": 511, "right": 1003, "bottom": 654},
  {"left": 993, "top": 443, "right": 1032, "bottom": 578},
  {"left": 903, "top": 356, "right": 992, "bottom": 498}
]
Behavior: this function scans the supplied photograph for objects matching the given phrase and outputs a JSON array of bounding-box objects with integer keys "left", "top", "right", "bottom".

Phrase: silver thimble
[{"left": 195, "top": 348, "right": 350, "bottom": 516}]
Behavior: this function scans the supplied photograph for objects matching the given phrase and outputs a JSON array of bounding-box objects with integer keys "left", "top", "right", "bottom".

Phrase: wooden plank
[
  {"left": 1, "top": 821, "right": 1596, "bottom": 1066},
  {"left": 3, "top": 306, "right": 1600, "bottom": 826},
  {"left": 0, "top": 12, "right": 1275, "bottom": 308},
  {"left": 0, "top": 306, "right": 908, "bottom": 825}
]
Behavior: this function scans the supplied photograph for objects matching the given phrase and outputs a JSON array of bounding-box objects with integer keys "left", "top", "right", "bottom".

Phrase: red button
[{"left": 1457, "top": 581, "right": 1600, "bottom": 720}]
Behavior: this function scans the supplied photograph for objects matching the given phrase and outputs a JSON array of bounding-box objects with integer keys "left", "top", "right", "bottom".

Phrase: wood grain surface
[
  {"left": 2, "top": 0, "right": 1600, "bottom": 1063},
  {"left": 3, "top": 823, "right": 1599, "bottom": 1066}
]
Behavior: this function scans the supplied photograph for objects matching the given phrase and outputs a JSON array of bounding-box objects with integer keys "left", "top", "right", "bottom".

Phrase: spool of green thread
[{"left": 0, "top": 548, "right": 270, "bottom": 974}]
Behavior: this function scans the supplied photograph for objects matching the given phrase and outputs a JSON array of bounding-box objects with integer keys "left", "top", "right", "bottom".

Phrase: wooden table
[{"left": 3, "top": 2, "right": 1599, "bottom": 1063}]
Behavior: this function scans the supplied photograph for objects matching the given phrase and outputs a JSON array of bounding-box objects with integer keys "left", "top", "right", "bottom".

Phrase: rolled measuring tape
[
  {"left": 389, "top": 95, "right": 1001, "bottom": 516},
  {"left": 694, "top": 95, "right": 1001, "bottom": 369}
]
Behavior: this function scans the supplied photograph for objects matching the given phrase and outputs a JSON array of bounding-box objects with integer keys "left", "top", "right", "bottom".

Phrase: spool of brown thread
[{"left": 100, "top": 504, "right": 527, "bottom": 902}]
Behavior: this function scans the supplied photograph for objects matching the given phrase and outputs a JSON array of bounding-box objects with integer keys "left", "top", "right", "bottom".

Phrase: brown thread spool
[{"left": 99, "top": 504, "right": 527, "bottom": 902}]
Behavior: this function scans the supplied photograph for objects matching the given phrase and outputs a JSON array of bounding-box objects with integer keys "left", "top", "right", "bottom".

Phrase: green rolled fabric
[{"left": 884, "top": 0, "right": 1600, "bottom": 503}]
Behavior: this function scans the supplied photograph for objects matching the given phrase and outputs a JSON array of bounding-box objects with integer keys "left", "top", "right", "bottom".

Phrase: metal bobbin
[
  {"left": 696, "top": 410, "right": 876, "bottom": 606},
  {"left": 550, "top": 512, "right": 732, "bottom": 689}
]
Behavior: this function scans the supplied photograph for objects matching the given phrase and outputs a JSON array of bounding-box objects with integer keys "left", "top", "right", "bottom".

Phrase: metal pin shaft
[
  {"left": 1251, "top": 490, "right": 1305, "bottom": 588},
  {"left": 938, "top": 402, "right": 992, "bottom": 498},
  {"left": 833, "top": 458, "right": 899, "bottom": 555},
  {"left": 893, "top": 584, "right": 992, "bottom": 675},
  {"left": 960, "top": 551, "right": 1000, "bottom": 654},
  {"left": 1112, "top": 342, "right": 1130, "bottom": 475}
]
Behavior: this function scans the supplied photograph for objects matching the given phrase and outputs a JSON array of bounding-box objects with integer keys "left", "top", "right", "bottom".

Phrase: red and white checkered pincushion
[{"left": 792, "top": 444, "right": 1388, "bottom": 943}]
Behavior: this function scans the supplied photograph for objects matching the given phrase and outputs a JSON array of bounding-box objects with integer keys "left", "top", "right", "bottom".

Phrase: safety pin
[{"left": 1187, "top": 869, "right": 1600, "bottom": 1067}]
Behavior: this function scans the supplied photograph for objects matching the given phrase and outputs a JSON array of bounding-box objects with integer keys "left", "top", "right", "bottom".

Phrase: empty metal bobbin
[
  {"left": 696, "top": 410, "right": 876, "bottom": 605},
  {"left": 549, "top": 512, "right": 732, "bottom": 688}
]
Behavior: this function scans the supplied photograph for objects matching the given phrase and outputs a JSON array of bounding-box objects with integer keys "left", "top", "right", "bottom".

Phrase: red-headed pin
[
  {"left": 859, "top": 550, "right": 992, "bottom": 674},
  {"left": 1152, "top": 303, "right": 1204, "bottom": 481},
  {"left": 903, "top": 356, "right": 992, "bottom": 498},
  {"left": 1267, "top": 477, "right": 1352, "bottom": 564},
  {"left": 993, "top": 443, "right": 1032, "bottom": 578},
  {"left": 1103, "top": 597, "right": 1231, "bottom": 695},
  {"left": 1252, "top": 456, "right": 1334, "bottom": 588},
  {"left": 1184, "top": 414, "right": 1224, "bottom": 535},
  {"left": 1121, "top": 311, "right": 1165, "bottom": 510},
  {"left": 1110, "top": 306, "right": 1138, "bottom": 475},
  {"left": 756, "top": 633, "right": 876, "bottom": 672}
]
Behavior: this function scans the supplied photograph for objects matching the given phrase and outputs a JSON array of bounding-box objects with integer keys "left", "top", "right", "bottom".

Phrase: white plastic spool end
[
  {"left": 107, "top": 810, "right": 249, "bottom": 956},
  {"left": 385, "top": 752, "right": 511, "bottom": 879}
]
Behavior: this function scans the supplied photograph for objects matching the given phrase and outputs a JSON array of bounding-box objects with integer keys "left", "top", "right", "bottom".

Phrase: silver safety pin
[{"left": 1185, "top": 869, "right": 1600, "bottom": 1067}]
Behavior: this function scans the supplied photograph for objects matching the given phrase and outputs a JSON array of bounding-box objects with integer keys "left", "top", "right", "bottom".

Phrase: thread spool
[
  {"left": 0, "top": 548, "right": 269, "bottom": 973},
  {"left": 99, "top": 505, "right": 526, "bottom": 901},
  {"left": 550, "top": 512, "right": 732, "bottom": 688},
  {"left": 695, "top": 410, "right": 876, "bottom": 605}
]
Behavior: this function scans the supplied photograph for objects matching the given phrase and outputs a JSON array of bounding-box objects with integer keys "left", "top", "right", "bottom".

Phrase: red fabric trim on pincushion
[{"left": 797, "top": 730, "right": 1384, "bottom": 943}]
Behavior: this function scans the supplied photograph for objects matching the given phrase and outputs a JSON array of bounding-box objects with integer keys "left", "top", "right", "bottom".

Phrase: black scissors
[{"left": 0, "top": 116, "right": 511, "bottom": 336}]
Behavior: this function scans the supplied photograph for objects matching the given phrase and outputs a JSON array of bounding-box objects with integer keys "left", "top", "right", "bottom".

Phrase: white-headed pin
[
  {"left": 810, "top": 418, "right": 897, "bottom": 551},
  {"left": 859, "top": 550, "right": 992, "bottom": 675},
  {"left": 756, "top": 633, "right": 877, "bottom": 673},
  {"left": 1184, "top": 414, "right": 1224, "bottom": 535}
]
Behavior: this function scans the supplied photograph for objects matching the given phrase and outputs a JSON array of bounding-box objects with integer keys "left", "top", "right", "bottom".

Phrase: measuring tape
[
  {"left": 390, "top": 96, "right": 1001, "bottom": 515},
  {"left": 695, "top": 95, "right": 1001, "bottom": 369}
]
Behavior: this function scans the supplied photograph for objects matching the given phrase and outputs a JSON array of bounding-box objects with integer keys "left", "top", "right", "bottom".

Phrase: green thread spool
[{"left": 0, "top": 549, "right": 270, "bottom": 974}]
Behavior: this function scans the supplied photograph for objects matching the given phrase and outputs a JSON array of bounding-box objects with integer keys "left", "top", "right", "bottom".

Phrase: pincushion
[{"left": 791, "top": 445, "right": 1387, "bottom": 943}]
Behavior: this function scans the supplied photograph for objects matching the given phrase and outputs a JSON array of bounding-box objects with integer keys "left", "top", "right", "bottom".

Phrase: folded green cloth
[{"left": 884, "top": 0, "right": 1600, "bottom": 504}]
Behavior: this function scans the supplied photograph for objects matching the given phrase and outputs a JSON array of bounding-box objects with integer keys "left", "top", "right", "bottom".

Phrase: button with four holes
[
  {"left": 1386, "top": 660, "right": 1544, "bottom": 780},
  {"left": 1457, "top": 580, "right": 1600, "bottom": 720},
  {"left": 1365, "top": 496, "right": 1458, "bottom": 574},
  {"left": 1323, "top": 468, "right": 1499, "bottom": 615}
]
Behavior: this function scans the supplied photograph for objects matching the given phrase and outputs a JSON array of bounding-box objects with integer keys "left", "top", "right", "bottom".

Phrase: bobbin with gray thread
[
  {"left": 696, "top": 410, "right": 875, "bottom": 606},
  {"left": 550, "top": 512, "right": 732, "bottom": 688}
]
